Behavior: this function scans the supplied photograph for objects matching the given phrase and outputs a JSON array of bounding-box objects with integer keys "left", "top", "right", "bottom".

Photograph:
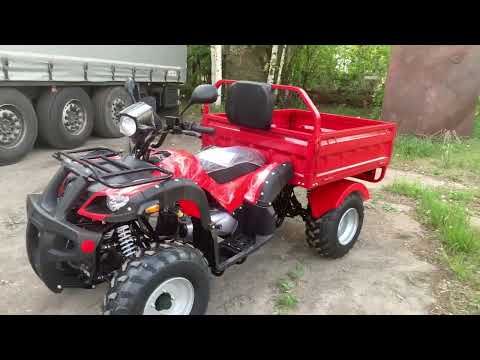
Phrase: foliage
[
  {"left": 183, "top": 45, "right": 390, "bottom": 108},
  {"left": 282, "top": 45, "right": 391, "bottom": 107},
  {"left": 274, "top": 262, "right": 305, "bottom": 314},
  {"left": 184, "top": 45, "right": 211, "bottom": 98},
  {"left": 475, "top": 98, "right": 480, "bottom": 139},
  {"left": 371, "top": 77, "right": 386, "bottom": 119}
]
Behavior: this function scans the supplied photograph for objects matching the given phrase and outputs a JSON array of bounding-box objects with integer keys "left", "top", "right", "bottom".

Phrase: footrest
[
  {"left": 221, "top": 235, "right": 254, "bottom": 253},
  {"left": 216, "top": 234, "right": 273, "bottom": 272}
]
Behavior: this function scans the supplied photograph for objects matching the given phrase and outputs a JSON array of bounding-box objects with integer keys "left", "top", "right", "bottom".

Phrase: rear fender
[
  {"left": 255, "top": 162, "right": 293, "bottom": 207},
  {"left": 244, "top": 162, "right": 294, "bottom": 206},
  {"left": 308, "top": 179, "right": 369, "bottom": 219}
]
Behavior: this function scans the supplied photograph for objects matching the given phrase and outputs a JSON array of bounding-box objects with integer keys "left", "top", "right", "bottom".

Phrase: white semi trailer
[{"left": 0, "top": 45, "right": 187, "bottom": 165}]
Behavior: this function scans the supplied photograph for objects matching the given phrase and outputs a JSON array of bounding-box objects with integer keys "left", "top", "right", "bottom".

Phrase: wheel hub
[
  {"left": 62, "top": 99, "right": 87, "bottom": 135},
  {"left": 111, "top": 98, "right": 126, "bottom": 126},
  {"left": 143, "top": 277, "right": 194, "bottom": 315},
  {"left": 154, "top": 292, "right": 173, "bottom": 311},
  {"left": 337, "top": 208, "right": 359, "bottom": 246},
  {"left": 0, "top": 105, "right": 25, "bottom": 148}
]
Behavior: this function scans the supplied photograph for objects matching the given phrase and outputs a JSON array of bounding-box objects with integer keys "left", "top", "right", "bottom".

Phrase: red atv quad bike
[{"left": 26, "top": 78, "right": 396, "bottom": 315}]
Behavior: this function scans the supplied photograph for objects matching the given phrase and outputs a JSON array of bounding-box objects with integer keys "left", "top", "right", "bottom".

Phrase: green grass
[
  {"left": 381, "top": 203, "right": 397, "bottom": 213},
  {"left": 393, "top": 136, "right": 442, "bottom": 160},
  {"left": 393, "top": 135, "right": 480, "bottom": 163},
  {"left": 274, "top": 262, "right": 305, "bottom": 314},
  {"left": 389, "top": 106, "right": 480, "bottom": 185},
  {"left": 319, "top": 104, "right": 373, "bottom": 118},
  {"left": 474, "top": 101, "right": 480, "bottom": 139},
  {"left": 385, "top": 181, "right": 480, "bottom": 284},
  {"left": 287, "top": 262, "right": 305, "bottom": 281}
]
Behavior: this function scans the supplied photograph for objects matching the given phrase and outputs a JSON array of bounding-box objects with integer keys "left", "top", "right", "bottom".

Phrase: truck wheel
[
  {"left": 36, "top": 87, "right": 94, "bottom": 149},
  {"left": 0, "top": 88, "right": 38, "bottom": 165},
  {"left": 103, "top": 244, "right": 210, "bottom": 315},
  {"left": 93, "top": 86, "right": 132, "bottom": 138},
  {"left": 305, "top": 192, "right": 364, "bottom": 259}
]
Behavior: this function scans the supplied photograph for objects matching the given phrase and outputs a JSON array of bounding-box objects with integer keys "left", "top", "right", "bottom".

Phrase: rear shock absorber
[{"left": 116, "top": 224, "right": 138, "bottom": 258}]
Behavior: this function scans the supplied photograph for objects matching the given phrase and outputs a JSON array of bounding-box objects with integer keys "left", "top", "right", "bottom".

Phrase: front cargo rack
[{"left": 52, "top": 147, "right": 173, "bottom": 189}]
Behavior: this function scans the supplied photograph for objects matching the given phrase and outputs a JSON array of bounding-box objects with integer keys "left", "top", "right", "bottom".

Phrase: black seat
[
  {"left": 225, "top": 81, "right": 274, "bottom": 130},
  {"left": 197, "top": 146, "right": 265, "bottom": 184},
  {"left": 196, "top": 81, "right": 273, "bottom": 184}
]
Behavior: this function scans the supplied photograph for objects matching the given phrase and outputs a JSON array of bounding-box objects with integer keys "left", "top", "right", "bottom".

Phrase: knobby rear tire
[{"left": 305, "top": 192, "right": 364, "bottom": 259}]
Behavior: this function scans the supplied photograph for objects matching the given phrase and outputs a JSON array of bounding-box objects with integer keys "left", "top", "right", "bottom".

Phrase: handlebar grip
[{"left": 191, "top": 123, "right": 215, "bottom": 135}]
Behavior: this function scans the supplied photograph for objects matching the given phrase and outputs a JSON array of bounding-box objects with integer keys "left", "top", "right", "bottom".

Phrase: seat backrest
[{"left": 225, "top": 81, "right": 273, "bottom": 130}]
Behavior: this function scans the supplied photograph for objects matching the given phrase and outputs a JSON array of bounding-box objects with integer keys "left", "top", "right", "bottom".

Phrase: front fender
[
  {"left": 107, "top": 179, "right": 212, "bottom": 230},
  {"left": 308, "top": 179, "right": 369, "bottom": 219}
]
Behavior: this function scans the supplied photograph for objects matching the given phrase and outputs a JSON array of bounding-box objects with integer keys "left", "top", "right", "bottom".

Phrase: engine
[
  {"left": 177, "top": 208, "right": 239, "bottom": 242},
  {"left": 210, "top": 210, "right": 238, "bottom": 237}
]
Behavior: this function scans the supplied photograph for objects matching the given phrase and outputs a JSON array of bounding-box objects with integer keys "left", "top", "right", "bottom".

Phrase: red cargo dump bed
[{"left": 200, "top": 80, "right": 397, "bottom": 190}]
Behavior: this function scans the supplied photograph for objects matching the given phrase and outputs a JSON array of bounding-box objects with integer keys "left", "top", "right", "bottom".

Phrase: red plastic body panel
[
  {"left": 178, "top": 200, "right": 201, "bottom": 218},
  {"left": 77, "top": 193, "right": 109, "bottom": 222},
  {"left": 201, "top": 80, "right": 397, "bottom": 190},
  {"left": 76, "top": 148, "right": 277, "bottom": 221},
  {"left": 75, "top": 80, "right": 396, "bottom": 222},
  {"left": 152, "top": 148, "right": 280, "bottom": 214},
  {"left": 307, "top": 179, "right": 370, "bottom": 219}
]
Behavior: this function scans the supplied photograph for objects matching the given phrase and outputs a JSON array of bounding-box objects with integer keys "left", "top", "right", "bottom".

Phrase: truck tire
[
  {"left": 305, "top": 192, "right": 364, "bottom": 259},
  {"left": 36, "top": 87, "right": 94, "bottom": 149},
  {"left": 0, "top": 88, "right": 38, "bottom": 165},
  {"left": 103, "top": 244, "right": 210, "bottom": 315},
  {"left": 93, "top": 86, "right": 132, "bottom": 138}
]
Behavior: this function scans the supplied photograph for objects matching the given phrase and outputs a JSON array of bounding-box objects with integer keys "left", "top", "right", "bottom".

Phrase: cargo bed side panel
[{"left": 312, "top": 124, "right": 396, "bottom": 186}]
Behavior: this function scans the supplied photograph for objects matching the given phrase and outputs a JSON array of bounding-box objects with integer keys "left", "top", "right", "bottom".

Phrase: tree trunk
[
  {"left": 223, "top": 46, "right": 271, "bottom": 82},
  {"left": 267, "top": 45, "right": 279, "bottom": 84},
  {"left": 210, "top": 45, "right": 216, "bottom": 84},
  {"left": 382, "top": 45, "right": 480, "bottom": 137},
  {"left": 276, "top": 45, "right": 287, "bottom": 85},
  {"left": 210, "top": 45, "right": 222, "bottom": 108}
]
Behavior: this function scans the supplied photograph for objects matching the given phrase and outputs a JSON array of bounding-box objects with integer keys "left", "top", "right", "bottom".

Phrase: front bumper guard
[{"left": 26, "top": 189, "right": 102, "bottom": 293}]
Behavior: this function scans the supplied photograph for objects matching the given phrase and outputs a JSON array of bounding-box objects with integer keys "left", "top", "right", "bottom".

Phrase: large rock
[{"left": 382, "top": 45, "right": 480, "bottom": 137}]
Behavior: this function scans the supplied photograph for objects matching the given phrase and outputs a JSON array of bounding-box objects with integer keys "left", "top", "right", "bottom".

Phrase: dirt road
[{"left": 0, "top": 135, "right": 442, "bottom": 314}]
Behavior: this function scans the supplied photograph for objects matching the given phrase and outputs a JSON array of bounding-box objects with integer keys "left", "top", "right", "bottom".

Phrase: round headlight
[{"left": 119, "top": 116, "right": 137, "bottom": 136}]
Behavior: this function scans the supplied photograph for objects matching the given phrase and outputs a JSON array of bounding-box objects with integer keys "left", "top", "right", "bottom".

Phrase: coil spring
[{"left": 116, "top": 224, "right": 138, "bottom": 258}]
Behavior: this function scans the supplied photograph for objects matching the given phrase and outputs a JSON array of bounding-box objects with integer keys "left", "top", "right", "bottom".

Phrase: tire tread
[{"left": 103, "top": 244, "right": 209, "bottom": 315}]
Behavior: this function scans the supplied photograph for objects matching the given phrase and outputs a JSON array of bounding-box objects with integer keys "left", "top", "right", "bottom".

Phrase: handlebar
[
  {"left": 161, "top": 115, "right": 215, "bottom": 136},
  {"left": 190, "top": 123, "right": 215, "bottom": 135}
]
